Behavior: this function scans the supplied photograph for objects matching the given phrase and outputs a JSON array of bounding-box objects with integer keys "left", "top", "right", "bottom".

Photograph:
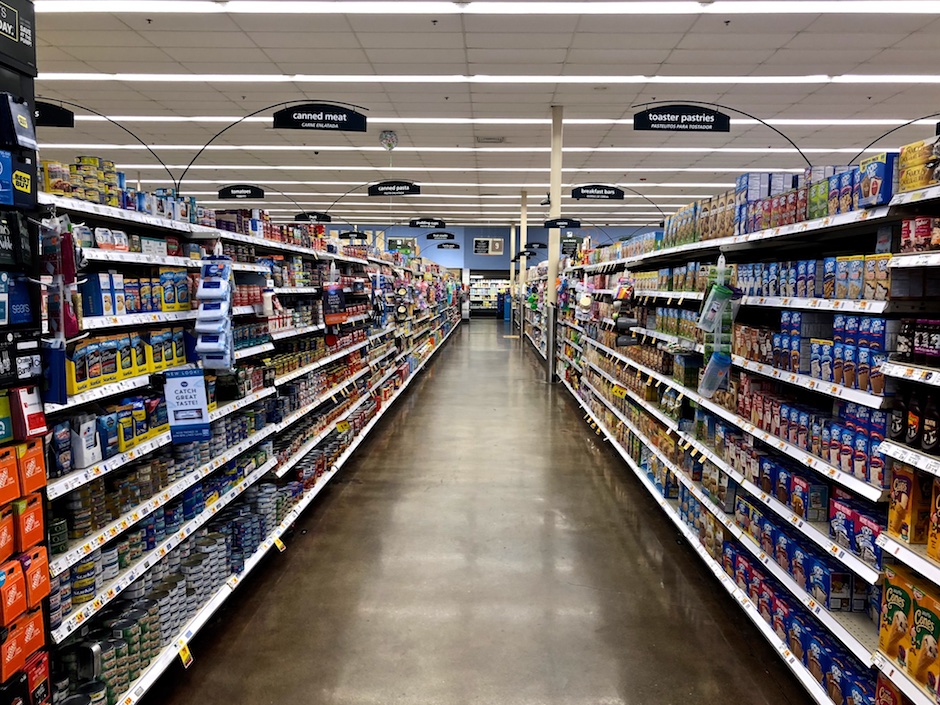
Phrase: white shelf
[
  {"left": 560, "top": 320, "right": 585, "bottom": 333},
  {"left": 51, "top": 458, "right": 278, "bottom": 644},
  {"left": 586, "top": 338, "right": 887, "bottom": 501},
  {"left": 49, "top": 418, "right": 280, "bottom": 580},
  {"left": 878, "top": 533, "right": 940, "bottom": 589},
  {"left": 188, "top": 226, "right": 369, "bottom": 266},
  {"left": 524, "top": 331, "right": 546, "bottom": 359},
  {"left": 273, "top": 286, "right": 319, "bottom": 295},
  {"left": 676, "top": 430, "right": 881, "bottom": 584},
  {"left": 873, "top": 652, "right": 935, "bottom": 705},
  {"left": 232, "top": 262, "right": 270, "bottom": 273},
  {"left": 877, "top": 439, "right": 940, "bottom": 477},
  {"left": 570, "top": 206, "right": 893, "bottom": 272},
  {"left": 739, "top": 295, "right": 895, "bottom": 314},
  {"left": 731, "top": 355, "right": 887, "bottom": 409},
  {"left": 557, "top": 353, "right": 582, "bottom": 372},
  {"left": 82, "top": 310, "right": 198, "bottom": 331},
  {"left": 635, "top": 290, "right": 704, "bottom": 302},
  {"left": 46, "top": 386, "right": 276, "bottom": 500},
  {"left": 274, "top": 339, "right": 370, "bottom": 386},
  {"left": 40, "top": 192, "right": 192, "bottom": 232},
  {"left": 633, "top": 326, "right": 704, "bottom": 353},
  {"left": 232, "top": 305, "right": 259, "bottom": 316},
  {"left": 368, "top": 324, "right": 396, "bottom": 343},
  {"left": 890, "top": 184, "right": 940, "bottom": 206},
  {"left": 269, "top": 323, "right": 325, "bottom": 341},
  {"left": 560, "top": 338, "right": 583, "bottom": 353},
  {"left": 233, "top": 342, "right": 275, "bottom": 360},
  {"left": 81, "top": 249, "right": 201, "bottom": 268},
  {"left": 42, "top": 365, "right": 193, "bottom": 414},
  {"left": 558, "top": 378, "right": 836, "bottom": 705},
  {"left": 881, "top": 360, "right": 940, "bottom": 387}
]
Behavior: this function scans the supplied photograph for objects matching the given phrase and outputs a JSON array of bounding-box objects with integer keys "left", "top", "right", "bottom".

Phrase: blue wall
[{"left": 364, "top": 224, "right": 657, "bottom": 271}]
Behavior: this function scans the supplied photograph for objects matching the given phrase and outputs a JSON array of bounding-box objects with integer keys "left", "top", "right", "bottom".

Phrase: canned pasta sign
[{"left": 165, "top": 369, "right": 211, "bottom": 443}]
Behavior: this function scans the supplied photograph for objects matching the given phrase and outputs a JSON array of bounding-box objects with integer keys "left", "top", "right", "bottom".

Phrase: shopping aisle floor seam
[{"left": 144, "top": 320, "right": 811, "bottom": 705}]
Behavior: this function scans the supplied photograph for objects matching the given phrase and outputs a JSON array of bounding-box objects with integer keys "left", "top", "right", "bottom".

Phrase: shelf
[
  {"left": 570, "top": 206, "right": 894, "bottom": 272},
  {"left": 273, "top": 286, "right": 319, "bottom": 295},
  {"left": 345, "top": 313, "right": 371, "bottom": 325},
  {"left": 49, "top": 419, "right": 281, "bottom": 580},
  {"left": 39, "top": 192, "right": 192, "bottom": 232},
  {"left": 731, "top": 355, "right": 887, "bottom": 409},
  {"left": 633, "top": 326, "right": 705, "bottom": 353},
  {"left": 557, "top": 353, "right": 582, "bottom": 372},
  {"left": 82, "top": 310, "right": 198, "bottom": 331},
  {"left": 558, "top": 378, "right": 836, "bottom": 705},
  {"left": 560, "top": 320, "right": 585, "bottom": 333},
  {"left": 878, "top": 533, "right": 940, "bottom": 588},
  {"left": 368, "top": 324, "right": 396, "bottom": 342},
  {"left": 881, "top": 360, "right": 940, "bottom": 387},
  {"left": 81, "top": 249, "right": 200, "bottom": 268},
  {"left": 524, "top": 331, "right": 546, "bottom": 359},
  {"left": 46, "top": 386, "right": 276, "bottom": 500},
  {"left": 232, "top": 262, "right": 270, "bottom": 274},
  {"left": 560, "top": 338, "right": 583, "bottom": 353},
  {"left": 233, "top": 342, "right": 275, "bottom": 360},
  {"left": 51, "top": 457, "right": 278, "bottom": 644},
  {"left": 635, "top": 290, "right": 704, "bottom": 302},
  {"left": 739, "top": 295, "right": 904, "bottom": 314},
  {"left": 873, "top": 652, "right": 935, "bottom": 705},
  {"left": 273, "top": 339, "right": 370, "bottom": 386},
  {"left": 586, "top": 338, "right": 887, "bottom": 501},
  {"left": 676, "top": 430, "right": 882, "bottom": 585},
  {"left": 269, "top": 323, "right": 325, "bottom": 341},
  {"left": 42, "top": 365, "right": 195, "bottom": 414},
  {"left": 890, "top": 184, "right": 940, "bottom": 207},
  {"left": 188, "top": 226, "right": 369, "bottom": 266},
  {"left": 877, "top": 439, "right": 940, "bottom": 477},
  {"left": 232, "top": 305, "right": 259, "bottom": 316}
]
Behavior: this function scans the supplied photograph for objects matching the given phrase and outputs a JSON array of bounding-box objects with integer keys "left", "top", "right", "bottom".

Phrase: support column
[
  {"left": 546, "top": 105, "right": 563, "bottom": 381},
  {"left": 519, "top": 190, "right": 528, "bottom": 335}
]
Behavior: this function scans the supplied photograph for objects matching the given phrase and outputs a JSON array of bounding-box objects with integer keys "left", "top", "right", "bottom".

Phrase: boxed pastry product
[
  {"left": 907, "top": 584, "right": 940, "bottom": 692},
  {"left": 899, "top": 135, "right": 940, "bottom": 171},
  {"left": 857, "top": 152, "right": 899, "bottom": 208},
  {"left": 898, "top": 163, "right": 940, "bottom": 194},
  {"left": 889, "top": 464, "right": 933, "bottom": 543},
  {"left": 881, "top": 565, "right": 915, "bottom": 667}
]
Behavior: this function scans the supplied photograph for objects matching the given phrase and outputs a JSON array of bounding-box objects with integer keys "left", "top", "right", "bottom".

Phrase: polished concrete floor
[{"left": 146, "top": 320, "right": 812, "bottom": 705}]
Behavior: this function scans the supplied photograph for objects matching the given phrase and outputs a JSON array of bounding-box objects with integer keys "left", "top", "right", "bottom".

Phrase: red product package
[{"left": 24, "top": 650, "right": 50, "bottom": 705}]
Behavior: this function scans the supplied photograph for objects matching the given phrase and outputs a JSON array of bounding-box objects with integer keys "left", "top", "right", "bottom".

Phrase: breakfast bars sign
[{"left": 633, "top": 105, "right": 731, "bottom": 133}]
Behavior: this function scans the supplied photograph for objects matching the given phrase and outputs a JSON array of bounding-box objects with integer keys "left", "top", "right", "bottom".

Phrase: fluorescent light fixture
[
  {"left": 38, "top": 73, "right": 940, "bottom": 86},
  {"left": 65, "top": 115, "right": 940, "bottom": 128},
  {"left": 38, "top": 143, "right": 886, "bottom": 156},
  {"left": 34, "top": 1, "right": 940, "bottom": 15}
]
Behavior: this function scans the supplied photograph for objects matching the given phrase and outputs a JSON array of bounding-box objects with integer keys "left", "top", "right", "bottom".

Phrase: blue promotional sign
[{"left": 164, "top": 369, "right": 211, "bottom": 444}]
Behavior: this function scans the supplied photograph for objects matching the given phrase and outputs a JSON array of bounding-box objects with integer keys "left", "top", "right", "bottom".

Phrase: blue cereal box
[
  {"left": 790, "top": 311, "right": 802, "bottom": 336},
  {"left": 823, "top": 257, "right": 837, "bottom": 299},
  {"left": 857, "top": 151, "right": 899, "bottom": 208},
  {"left": 811, "top": 339, "right": 823, "bottom": 379},
  {"left": 853, "top": 429, "right": 870, "bottom": 479},
  {"left": 821, "top": 340, "right": 834, "bottom": 382},
  {"left": 839, "top": 171, "right": 856, "bottom": 214},
  {"left": 858, "top": 316, "right": 872, "bottom": 346},
  {"left": 844, "top": 316, "right": 859, "bottom": 345},
  {"left": 833, "top": 314, "right": 846, "bottom": 343}
]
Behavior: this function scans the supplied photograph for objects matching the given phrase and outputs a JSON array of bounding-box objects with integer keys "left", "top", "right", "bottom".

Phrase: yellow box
[
  {"left": 66, "top": 340, "right": 90, "bottom": 396},
  {"left": 880, "top": 565, "right": 914, "bottom": 667},
  {"left": 908, "top": 583, "right": 940, "bottom": 691},
  {"left": 899, "top": 135, "right": 940, "bottom": 171},
  {"left": 116, "top": 334, "right": 134, "bottom": 380},
  {"left": 898, "top": 164, "right": 940, "bottom": 194},
  {"left": 889, "top": 464, "right": 933, "bottom": 544}
]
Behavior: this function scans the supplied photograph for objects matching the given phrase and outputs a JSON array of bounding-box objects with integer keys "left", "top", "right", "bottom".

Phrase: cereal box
[
  {"left": 907, "top": 584, "right": 940, "bottom": 692},
  {"left": 857, "top": 152, "right": 899, "bottom": 208},
  {"left": 880, "top": 565, "right": 914, "bottom": 666},
  {"left": 889, "top": 464, "right": 933, "bottom": 543}
]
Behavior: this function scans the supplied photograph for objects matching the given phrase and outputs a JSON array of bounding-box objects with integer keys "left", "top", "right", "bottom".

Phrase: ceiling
[{"left": 31, "top": 0, "right": 940, "bottom": 227}]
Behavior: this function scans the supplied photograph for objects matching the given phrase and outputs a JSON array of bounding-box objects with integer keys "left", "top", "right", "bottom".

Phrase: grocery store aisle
[{"left": 146, "top": 321, "right": 809, "bottom": 705}]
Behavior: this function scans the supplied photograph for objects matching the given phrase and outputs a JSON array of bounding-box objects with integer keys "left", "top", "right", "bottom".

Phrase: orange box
[
  {"left": 14, "top": 440, "right": 44, "bottom": 495},
  {"left": 12, "top": 494, "right": 42, "bottom": 552},
  {"left": 0, "top": 620, "right": 24, "bottom": 682},
  {"left": 0, "top": 505, "right": 14, "bottom": 566},
  {"left": 19, "top": 547, "right": 49, "bottom": 609},
  {"left": 0, "top": 448, "right": 20, "bottom": 507},
  {"left": 0, "top": 560, "right": 26, "bottom": 627},
  {"left": 13, "top": 609, "right": 43, "bottom": 663}
]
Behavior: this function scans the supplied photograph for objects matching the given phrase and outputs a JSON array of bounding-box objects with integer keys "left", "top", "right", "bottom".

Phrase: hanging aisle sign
[
  {"left": 410, "top": 218, "right": 445, "bottom": 228},
  {"left": 35, "top": 101, "right": 74, "bottom": 128},
  {"left": 338, "top": 231, "right": 366, "bottom": 240},
  {"left": 165, "top": 369, "right": 211, "bottom": 444},
  {"left": 368, "top": 181, "right": 421, "bottom": 197},
  {"left": 572, "top": 185, "right": 624, "bottom": 200},
  {"left": 562, "top": 237, "right": 583, "bottom": 256},
  {"left": 544, "top": 218, "right": 581, "bottom": 229},
  {"left": 438, "top": 243, "right": 460, "bottom": 250},
  {"left": 272, "top": 103, "right": 367, "bottom": 132},
  {"left": 218, "top": 184, "right": 264, "bottom": 200},
  {"left": 425, "top": 231, "right": 454, "bottom": 240},
  {"left": 633, "top": 105, "right": 731, "bottom": 133},
  {"left": 294, "top": 211, "right": 331, "bottom": 223}
]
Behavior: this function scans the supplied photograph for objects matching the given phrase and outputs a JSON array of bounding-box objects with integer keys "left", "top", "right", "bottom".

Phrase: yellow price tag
[
  {"left": 179, "top": 644, "right": 194, "bottom": 669},
  {"left": 275, "top": 538, "right": 287, "bottom": 552},
  {"left": 612, "top": 386, "right": 628, "bottom": 399},
  {"left": 336, "top": 421, "right": 351, "bottom": 433}
]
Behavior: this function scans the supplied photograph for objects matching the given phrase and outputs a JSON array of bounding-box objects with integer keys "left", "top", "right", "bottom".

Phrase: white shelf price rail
[
  {"left": 877, "top": 440, "right": 940, "bottom": 477},
  {"left": 270, "top": 323, "right": 326, "bottom": 341},
  {"left": 81, "top": 310, "right": 199, "bottom": 331},
  {"left": 233, "top": 342, "right": 275, "bottom": 360},
  {"left": 51, "top": 458, "right": 278, "bottom": 644},
  {"left": 633, "top": 326, "right": 705, "bottom": 353},
  {"left": 739, "top": 295, "right": 896, "bottom": 314},
  {"left": 46, "top": 387, "right": 277, "bottom": 499},
  {"left": 881, "top": 361, "right": 940, "bottom": 387},
  {"left": 635, "top": 290, "right": 704, "bottom": 302}
]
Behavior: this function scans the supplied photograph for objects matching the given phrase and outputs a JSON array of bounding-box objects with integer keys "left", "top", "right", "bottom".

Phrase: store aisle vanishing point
[{"left": 144, "top": 321, "right": 809, "bottom": 705}]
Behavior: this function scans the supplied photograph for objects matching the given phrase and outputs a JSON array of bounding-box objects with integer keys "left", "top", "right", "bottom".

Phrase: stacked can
[
  {"left": 71, "top": 550, "right": 101, "bottom": 607},
  {"left": 50, "top": 517, "right": 69, "bottom": 555}
]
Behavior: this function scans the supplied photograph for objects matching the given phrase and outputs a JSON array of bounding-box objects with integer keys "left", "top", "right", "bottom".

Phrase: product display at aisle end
[
  {"left": 468, "top": 278, "right": 509, "bottom": 318},
  {"left": 31, "top": 176, "right": 461, "bottom": 705},
  {"left": 542, "top": 145, "right": 940, "bottom": 705},
  {"left": 522, "top": 264, "right": 549, "bottom": 360}
]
